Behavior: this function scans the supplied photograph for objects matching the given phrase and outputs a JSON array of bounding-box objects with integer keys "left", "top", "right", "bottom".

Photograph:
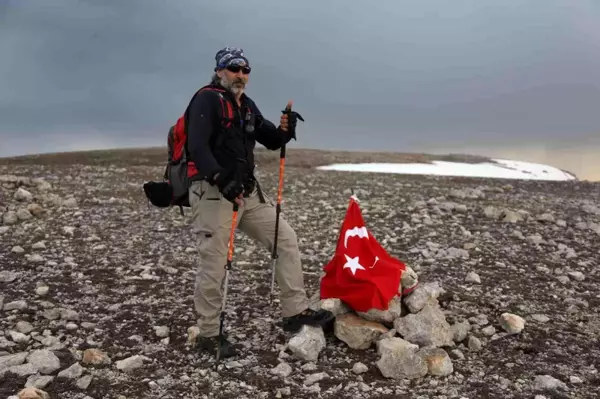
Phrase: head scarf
[{"left": 214, "top": 47, "right": 249, "bottom": 70}]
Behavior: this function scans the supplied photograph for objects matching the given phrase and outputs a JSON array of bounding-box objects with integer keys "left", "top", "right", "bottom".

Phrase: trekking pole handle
[
  {"left": 281, "top": 101, "right": 304, "bottom": 144},
  {"left": 281, "top": 102, "right": 291, "bottom": 159}
]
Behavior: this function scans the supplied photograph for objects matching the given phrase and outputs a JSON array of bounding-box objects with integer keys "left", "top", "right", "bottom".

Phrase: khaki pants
[{"left": 189, "top": 180, "right": 310, "bottom": 337}]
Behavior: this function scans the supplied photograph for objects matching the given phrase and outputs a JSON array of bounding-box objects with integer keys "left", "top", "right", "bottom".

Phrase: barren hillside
[
  {"left": 1, "top": 148, "right": 599, "bottom": 399},
  {"left": 0, "top": 147, "right": 494, "bottom": 170}
]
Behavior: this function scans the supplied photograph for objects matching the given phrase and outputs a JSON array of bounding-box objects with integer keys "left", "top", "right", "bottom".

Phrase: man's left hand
[
  {"left": 279, "top": 101, "right": 293, "bottom": 132},
  {"left": 279, "top": 100, "right": 304, "bottom": 140}
]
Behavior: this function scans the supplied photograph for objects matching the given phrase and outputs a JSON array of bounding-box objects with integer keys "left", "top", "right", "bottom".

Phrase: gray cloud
[{"left": 2, "top": 0, "right": 600, "bottom": 157}]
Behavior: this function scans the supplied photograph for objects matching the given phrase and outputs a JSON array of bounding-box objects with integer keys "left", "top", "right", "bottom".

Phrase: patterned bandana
[{"left": 214, "top": 47, "right": 249, "bottom": 70}]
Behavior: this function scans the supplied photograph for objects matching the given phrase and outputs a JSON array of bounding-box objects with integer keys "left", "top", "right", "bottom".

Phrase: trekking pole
[
  {"left": 215, "top": 202, "right": 239, "bottom": 369},
  {"left": 269, "top": 102, "right": 294, "bottom": 304},
  {"left": 269, "top": 133, "right": 287, "bottom": 305},
  {"left": 269, "top": 103, "right": 304, "bottom": 304}
]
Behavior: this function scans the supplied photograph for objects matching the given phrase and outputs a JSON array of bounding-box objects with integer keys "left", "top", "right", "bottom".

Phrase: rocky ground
[{"left": 0, "top": 149, "right": 599, "bottom": 399}]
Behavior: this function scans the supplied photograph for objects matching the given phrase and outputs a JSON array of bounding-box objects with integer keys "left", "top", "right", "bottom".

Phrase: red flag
[{"left": 320, "top": 196, "right": 406, "bottom": 312}]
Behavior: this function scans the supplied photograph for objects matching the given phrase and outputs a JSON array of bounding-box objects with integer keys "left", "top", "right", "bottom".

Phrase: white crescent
[{"left": 344, "top": 226, "right": 368, "bottom": 248}]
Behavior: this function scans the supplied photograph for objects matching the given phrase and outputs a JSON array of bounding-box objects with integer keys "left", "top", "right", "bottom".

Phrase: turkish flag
[{"left": 320, "top": 196, "right": 407, "bottom": 312}]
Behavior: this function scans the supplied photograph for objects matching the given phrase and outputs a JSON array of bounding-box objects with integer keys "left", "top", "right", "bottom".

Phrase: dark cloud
[{"left": 2, "top": 0, "right": 600, "bottom": 156}]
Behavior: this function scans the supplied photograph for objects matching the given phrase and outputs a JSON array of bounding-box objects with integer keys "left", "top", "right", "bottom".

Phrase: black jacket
[{"left": 185, "top": 84, "right": 293, "bottom": 183}]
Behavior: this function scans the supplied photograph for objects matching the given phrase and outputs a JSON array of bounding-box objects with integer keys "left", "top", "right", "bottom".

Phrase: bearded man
[{"left": 184, "top": 47, "right": 334, "bottom": 358}]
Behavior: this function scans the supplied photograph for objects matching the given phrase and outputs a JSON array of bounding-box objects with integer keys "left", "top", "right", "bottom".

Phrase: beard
[{"left": 220, "top": 75, "right": 246, "bottom": 96}]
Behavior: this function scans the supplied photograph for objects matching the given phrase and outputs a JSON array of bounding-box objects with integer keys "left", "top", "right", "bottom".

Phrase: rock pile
[
  {"left": 1, "top": 348, "right": 99, "bottom": 396},
  {"left": 305, "top": 278, "right": 526, "bottom": 381}
]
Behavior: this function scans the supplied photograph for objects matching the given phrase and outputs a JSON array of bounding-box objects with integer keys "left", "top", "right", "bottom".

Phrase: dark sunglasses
[{"left": 226, "top": 64, "right": 251, "bottom": 74}]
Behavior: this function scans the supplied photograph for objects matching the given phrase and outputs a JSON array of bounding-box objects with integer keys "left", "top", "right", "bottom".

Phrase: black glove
[
  {"left": 214, "top": 167, "right": 244, "bottom": 203},
  {"left": 281, "top": 109, "right": 305, "bottom": 141}
]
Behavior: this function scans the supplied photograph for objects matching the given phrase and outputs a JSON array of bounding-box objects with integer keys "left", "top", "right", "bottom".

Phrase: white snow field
[{"left": 316, "top": 158, "right": 577, "bottom": 181}]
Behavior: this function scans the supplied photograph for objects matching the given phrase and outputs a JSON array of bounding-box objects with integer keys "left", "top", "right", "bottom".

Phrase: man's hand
[
  {"left": 279, "top": 101, "right": 293, "bottom": 132},
  {"left": 279, "top": 100, "right": 304, "bottom": 140},
  {"left": 214, "top": 170, "right": 245, "bottom": 205},
  {"left": 219, "top": 179, "right": 245, "bottom": 205},
  {"left": 213, "top": 173, "right": 244, "bottom": 206}
]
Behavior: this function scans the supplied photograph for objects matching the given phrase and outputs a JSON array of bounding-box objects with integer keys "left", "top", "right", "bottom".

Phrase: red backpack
[{"left": 143, "top": 86, "right": 234, "bottom": 215}]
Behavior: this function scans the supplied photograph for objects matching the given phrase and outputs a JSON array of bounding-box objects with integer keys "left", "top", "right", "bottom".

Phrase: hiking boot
[
  {"left": 196, "top": 334, "right": 238, "bottom": 358},
  {"left": 282, "top": 308, "right": 336, "bottom": 333}
]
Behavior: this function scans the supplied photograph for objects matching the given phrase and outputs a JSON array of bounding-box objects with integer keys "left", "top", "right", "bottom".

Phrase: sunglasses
[{"left": 226, "top": 64, "right": 251, "bottom": 74}]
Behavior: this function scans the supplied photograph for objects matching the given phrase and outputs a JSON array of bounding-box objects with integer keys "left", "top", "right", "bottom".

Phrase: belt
[
  {"left": 242, "top": 181, "right": 255, "bottom": 197},
  {"left": 242, "top": 178, "right": 266, "bottom": 203}
]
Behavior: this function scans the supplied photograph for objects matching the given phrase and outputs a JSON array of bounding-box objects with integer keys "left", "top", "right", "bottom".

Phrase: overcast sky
[{"left": 2, "top": 0, "right": 600, "bottom": 157}]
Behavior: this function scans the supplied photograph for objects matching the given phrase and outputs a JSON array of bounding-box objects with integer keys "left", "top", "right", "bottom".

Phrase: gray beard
[{"left": 220, "top": 75, "right": 245, "bottom": 96}]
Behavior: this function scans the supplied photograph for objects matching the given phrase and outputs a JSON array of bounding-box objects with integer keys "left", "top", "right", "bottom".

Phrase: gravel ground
[{"left": 1, "top": 149, "right": 599, "bottom": 399}]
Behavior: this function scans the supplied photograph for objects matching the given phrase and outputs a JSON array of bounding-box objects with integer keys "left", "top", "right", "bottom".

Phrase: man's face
[{"left": 218, "top": 63, "right": 251, "bottom": 96}]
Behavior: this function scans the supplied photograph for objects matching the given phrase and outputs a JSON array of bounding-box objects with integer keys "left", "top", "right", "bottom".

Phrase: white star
[{"left": 343, "top": 254, "right": 366, "bottom": 276}]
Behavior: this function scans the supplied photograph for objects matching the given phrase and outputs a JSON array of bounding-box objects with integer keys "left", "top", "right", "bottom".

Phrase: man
[{"left": 185, "top": 47, "right": 334, "bottom": 358}]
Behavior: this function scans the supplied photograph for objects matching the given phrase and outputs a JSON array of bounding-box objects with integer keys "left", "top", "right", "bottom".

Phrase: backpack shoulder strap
[
  {"left": 181, "top": 86, "right": 236, "bottom": 157},
  {"left": 198, "top": 86, "right": 234, "bottom": 128}
]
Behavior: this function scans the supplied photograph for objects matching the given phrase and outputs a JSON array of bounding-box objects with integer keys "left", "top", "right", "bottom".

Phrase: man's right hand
[
  {"left": 220, "top": 180, "right": 244, "bottom": 205},
  {"left": 214, "top": 170, "right": 245, "bottom": 205}
]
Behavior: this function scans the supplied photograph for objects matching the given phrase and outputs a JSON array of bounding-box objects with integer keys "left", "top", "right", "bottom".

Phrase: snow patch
[{"left": 316, "top": 158, "right": 576, "bottom": 181}]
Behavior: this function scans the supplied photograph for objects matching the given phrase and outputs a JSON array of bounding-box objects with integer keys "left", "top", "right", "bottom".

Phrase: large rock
[
  {"left": 25, "top": 375, "right": 54, "bottom": 389},
  {"left": 334, "top": 313, "right": 389, "bottom": 349},
  {"left": 0, "top": 271, "right": 21, "bottom": 283},
  {"left": 57, "top": 363, "right": 84, "bottom": 379},
  {"left": 9, "top": 331, "right": 30, "bottom": 344},
  {"left": 3, "top": 363, "right": 38, "bottom": 378},
  {"left": 17, "top": 208, "right": 33, "bottom": 221},
  {"left": 499, "top": 313, "right": 525, "bottom": 334},
  {"left": 533, "top": 375, "right": 567, "bottom": 391},
  {"left": 288, "top": 325, "right": 326, "bottom": 362},
  {"left": 400, "top": 266, "right": 419, "bottom": 293},
  {"left": 320, "top": 298, "right": 350, "bottom": 316},
  {"left": 502, "top": 209, "right": 526, "bottom": 223},
  {"left": 403, "top": 282, "right": 445, "bottom": 314},
  {"left": 62, "top": 197, "right": 78, "bottom": 208},
  {"left": 417, "top": 347, "right": 453, "bottom": 376},
  {"left": 0, "top": 352, "right": 28, "bottom": 369},
  {"left": 14, "top": 188, "right": 33, "bottom": 202},
  {"left": 26, "top": 350, "right": 61, "bottom": 374},
  {"left": 5, "top": 300, "right": 28, "bottom": 312},
  {"left": 82, "top": 348, "right": 111, "bottom": 365},
  {"left": 308, "top": 292, "right": 350, "bottom": 316},
  {"left": 394, "top": 303, "right": 454, "bottom": 348},
  {"left": 356, "top": 296, "right": 403, "bottom": 325},
  {"left": 33, "top": 178, "right": 52, "bottom": 191},
  {"left": 450, "top": 320, "right": 471, "bottom": 342},
  {"left": 115, "top": 355, "right": 145, "bottom": 373},
  {"left": 376, "top": 337, "right": 428, "bottom": 380},
  {"left": 482, "top": 206, "right": 528, "bottom": 223},
  {"left": 17, "top": 387, "right": 50, "bottom": 399},
  {"left": 581, "top": 203, "right": 600, "bottom": 215},
  {"left": 3, "top": 211, "right": 18, "bottom": 225},
  {"left": 27, "top": 203, "right": 44, "bottom": 217},
  {"left": 270, "top": 362, "right": 293, "bottom": 378}
]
